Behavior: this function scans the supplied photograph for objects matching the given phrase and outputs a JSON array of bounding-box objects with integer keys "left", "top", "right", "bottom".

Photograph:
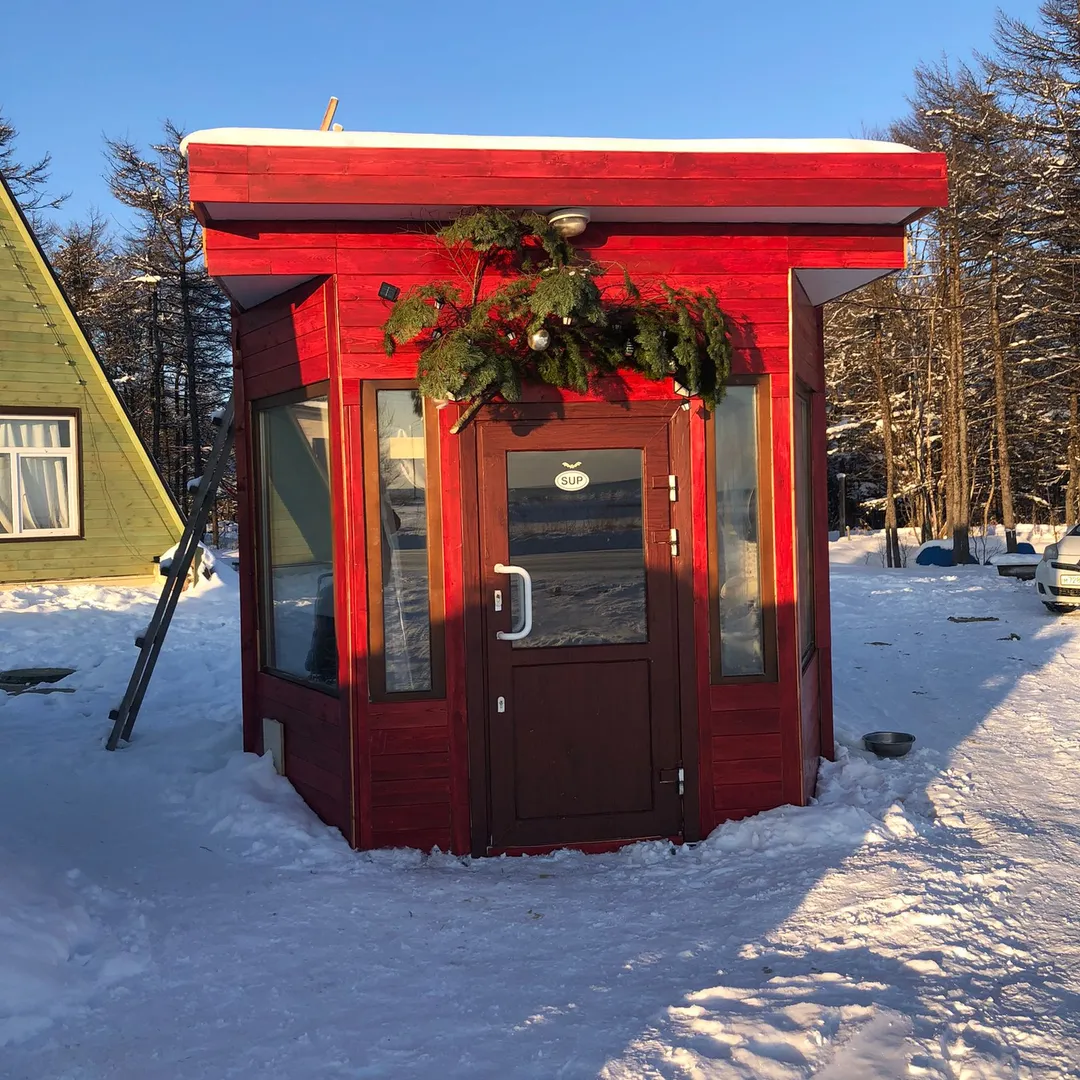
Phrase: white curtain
[
  {"left": 20, "top": 457, "right": 70, "bottom": 530},
  {"left": 0, "top": 419, "right": 68, "bottom": 449},
  {"left": 0, "top": 455, "right": 12, "bottom": 534}
]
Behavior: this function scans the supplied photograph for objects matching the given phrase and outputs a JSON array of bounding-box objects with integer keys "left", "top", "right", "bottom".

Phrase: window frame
[
  {"left": 795, "top": 386, "right": 816, "bottom": 668},
  {"left": 252, "top": 382, "right": 338, "bottom": 695},
  {"left": 362, "top": 380, "right": 446, "bottom": 702},
  {"left": 0, "top": 407, "right": 82, "bottom": 542},
  {"left": 705, "top": 378, "right": 778, "bottom": 683}
]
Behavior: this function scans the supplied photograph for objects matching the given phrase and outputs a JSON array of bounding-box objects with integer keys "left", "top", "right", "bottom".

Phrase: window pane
[
  {"left": 0, "top": 455, "right": 11, "bottom": 534},
  {"left": 0, "top": 418, "right": 70, "bottom": 448},
  {"left": 506, "top": 449, "right": 646, "bottom": 648},
  {"left": 715, "top": 386, "right": 764, "bottom": 675},
  {"left": 377, "top": 390, "right": 432, "bottom": 693},
  {"left": 19, "top": 457, "right": 71, "bottom": 530},
  {"left": 259, "top": 397, "right": 336, "bottom": 688},
  {"left": 796, "top": 394, "right": 816, "bottom": 659}
]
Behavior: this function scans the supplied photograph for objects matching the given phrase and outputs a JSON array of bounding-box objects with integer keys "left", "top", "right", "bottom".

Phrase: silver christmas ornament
[{"left": 528, "top": 328, "right": 551, "bottom": 351}]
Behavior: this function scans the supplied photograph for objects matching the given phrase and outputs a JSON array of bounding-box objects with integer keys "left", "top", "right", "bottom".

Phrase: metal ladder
[{"left": 105, "top": 398, "right": 235, "bottom": 751}]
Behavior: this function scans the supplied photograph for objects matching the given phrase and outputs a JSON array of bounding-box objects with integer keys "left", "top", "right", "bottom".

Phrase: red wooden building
[{"left": 184, "top": 130, "right": 947, "bottom": 855}]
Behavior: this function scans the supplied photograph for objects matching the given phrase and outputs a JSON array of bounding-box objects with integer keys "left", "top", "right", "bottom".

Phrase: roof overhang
[{"left": 183, "top": 128, "right": 947, "bottom": 308}]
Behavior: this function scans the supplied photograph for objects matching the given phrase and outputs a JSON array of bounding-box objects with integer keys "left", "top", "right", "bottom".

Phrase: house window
[
  {"left": 256, "top": 390, "right": 336, "bottom": 691},
  {"left": 0, "top": 413, "right": 80, "bottom": 539},
  {"left": 795, "top": 389, "right": 816, "bottom": 662},
  {"left": 363, "top": 383, "right": 444, "bottom": 699},
  {"left": 708, "top": 382, "right": 776, "bottom": 681}
]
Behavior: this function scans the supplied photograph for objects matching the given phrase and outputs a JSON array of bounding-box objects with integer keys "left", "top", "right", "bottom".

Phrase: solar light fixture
[{"left": 378, "top": 282, "right": 400, "bottom": 301}]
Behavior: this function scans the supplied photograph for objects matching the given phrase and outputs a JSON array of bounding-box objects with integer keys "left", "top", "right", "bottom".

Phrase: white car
[{"left": 1036, "top": 524, "right": 1080, "bottom": 613}]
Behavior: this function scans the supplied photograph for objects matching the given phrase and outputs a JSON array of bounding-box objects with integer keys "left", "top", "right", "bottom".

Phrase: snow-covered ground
[{"left": 1, "top": 539, "right": 1079, "bottom": 1078}]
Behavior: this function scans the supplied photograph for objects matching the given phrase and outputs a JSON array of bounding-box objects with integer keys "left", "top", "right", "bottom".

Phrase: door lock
[{"left": 497, "top": 696, "right": 506, "bottom": 714}]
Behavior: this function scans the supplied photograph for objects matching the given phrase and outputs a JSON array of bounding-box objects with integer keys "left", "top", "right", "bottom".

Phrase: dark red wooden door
[{"left": 476, "top": 404, "right": 686, "bottom": 850}]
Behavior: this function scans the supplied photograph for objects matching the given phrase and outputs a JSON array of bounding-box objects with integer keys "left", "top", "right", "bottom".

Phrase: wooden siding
[
  {"left": 214, "top": 221, "right": 895, "bottom": 854},
  {"left": 235, "top": 281, "right": 354, "bottom": 843},
  {"left": 0, "top": 177, "right": 181, "bottom": 584},
  {"left": 187, "top": 143, "right": 948, "bottom": 218},
  {"left": 791, "top": 276, "right": 834, "bottom": 801}
]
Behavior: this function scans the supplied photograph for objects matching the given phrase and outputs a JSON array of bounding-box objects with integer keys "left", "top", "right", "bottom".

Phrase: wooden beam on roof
[{"left": 319, "top": 97, "right": 339, "bottom": 132}]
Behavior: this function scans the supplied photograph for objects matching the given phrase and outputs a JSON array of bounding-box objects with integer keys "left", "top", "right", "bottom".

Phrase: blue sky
[{"left": 3, "top": 0, "right": 1045, "bottom": 226}]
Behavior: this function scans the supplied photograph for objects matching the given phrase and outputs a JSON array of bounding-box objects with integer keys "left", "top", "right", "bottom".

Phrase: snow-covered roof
[{"left": 181, "top": 129, "right": 918, "bottom": 156}]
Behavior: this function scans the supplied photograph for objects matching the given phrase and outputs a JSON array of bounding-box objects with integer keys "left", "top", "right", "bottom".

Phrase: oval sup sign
[{"left": 554, "top": 462, "right": 590, "bottom": 491}]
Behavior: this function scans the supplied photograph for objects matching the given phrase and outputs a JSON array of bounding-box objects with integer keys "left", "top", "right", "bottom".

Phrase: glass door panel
[{"left": 506, "top": 449, "right": 645, "bottom": 648}]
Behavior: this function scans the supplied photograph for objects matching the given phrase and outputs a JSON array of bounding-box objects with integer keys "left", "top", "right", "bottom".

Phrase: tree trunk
[
  {"left": 178, "top": 260, "right": 203, "bottom": 485},
  {"left": 150, "top": 283, "right": 164, "bottom": 463},
  {"left": 989, "top": 254, "right": 1017, "bottom": 550},
  {"left": 873, "top": 327, "right": 901, "bottom": 567},
  {"left": 1067, "top": 389, "right": 1080, "bottom": 528},
  {"left": 944, "top": 225, "right": 971, "bottom": 565}
]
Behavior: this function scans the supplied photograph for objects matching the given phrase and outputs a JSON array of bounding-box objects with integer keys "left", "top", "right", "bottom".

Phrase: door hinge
[
  {"left": 668, "top": 474, "right": 678, "bottom": 502},
  {"left": 659, "top": 766, "right": 685, "bottom": 796},
  {"left": 669, "top": 528, "right": 679, "bottom": 557}
]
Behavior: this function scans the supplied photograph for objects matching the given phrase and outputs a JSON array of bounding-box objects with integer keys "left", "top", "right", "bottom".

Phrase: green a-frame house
[{"left": 0, "top": 173, "right": 182, "bottom": 584}]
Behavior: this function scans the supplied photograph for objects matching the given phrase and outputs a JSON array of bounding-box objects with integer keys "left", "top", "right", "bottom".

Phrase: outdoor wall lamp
[{"left": 547, "top": 208, "right": 590, "bottom": 238}]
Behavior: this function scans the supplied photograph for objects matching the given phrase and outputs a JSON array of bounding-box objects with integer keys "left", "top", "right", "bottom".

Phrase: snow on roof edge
[{"left": 180, "top": 128, "right": 918, "bottom": 157}]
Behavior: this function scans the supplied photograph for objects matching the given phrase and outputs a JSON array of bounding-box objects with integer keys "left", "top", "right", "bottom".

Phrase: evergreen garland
[{"left": 383, "top": 208, "right": 733, "bottom": 430}]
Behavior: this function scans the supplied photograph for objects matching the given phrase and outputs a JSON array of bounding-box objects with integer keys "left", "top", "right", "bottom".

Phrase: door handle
[{"left": 494, "top": 563, "right": 533, "bottom": 641}]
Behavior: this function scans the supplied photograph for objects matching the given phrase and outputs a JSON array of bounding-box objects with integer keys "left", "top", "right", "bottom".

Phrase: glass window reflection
[
  {"left": 506, "top": 449, "right": 646, "bottom": 648},
  {"left": 376, "top": 390, "right": 433, "bottom": 692},
  {"left": 258, "top": 396, "right": 336, "bottom": 689},
  {"left": 714, "top": 386, "right": 765, "bottom": 676}
]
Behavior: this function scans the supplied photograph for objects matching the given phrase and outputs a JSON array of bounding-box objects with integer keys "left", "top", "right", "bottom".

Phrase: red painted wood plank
[
  {"left": 325, "top": 280, "right": 359, "bottom": 848},
  {"left": 371, "top": 778, "right": 451, "bottom": 807},
  {"left": 228, "top": 145, "right": 946, "bottom": 180},
  {"left": 371, "top": 802, "right": 450, "bottom": 832},
  {"left": 209, "top": 221, "right": 908, "bottom": 256},
  {"left": 207, "top": 250, "right": 272, "bottom": 276},
  {"left": 711, "top": 733, "right": 783, "bottom": 759},
  {"left": 369, "top": 827, "right": 450, "bottom": 852},
  {"left": 709, "top": 707, "right": 782, "bottom": 735},
  {"left": 366, "top": 702, "right": 449, "bottom": 727},
  {"left": 769, "top": 363, "right": 803, "bottom": 808},
  {"left": 334, "top": 272, "right": 793, "bottom": 304},
  {"left": 189, "top": 174, "right": 250, "bottom": 202},
  {"left": 371, "top": 751, "right": 451, "bottom": 781},
  {"left": 713, "top": 781, "right": 785, "bottom": 810},
  {"left": 437, "top": 405, "right": 471, "bottom": 856},
  {"left": 286, "top": 755, "right": 346, "bottom": 802},
  {"left": 242, "top": 333, "right": 328, "bottom": 381},
  {"left": 255, "top": 671, "right": 340, "bottom": 723},
  {"left": 370, "top": 726, "right": 450, "bottom": 756},
  {"left": 245, "top": 357, "right": 330, "bottom": 401},
  {"left": 338, "top": 355, "right": 419, "bottom": 380},
  {"left": 712, "top": 758, "right": 784, "bottom": 784},
  {"left": 241, "top": 171, "right": 945, "bottom": 210},
  {"left": 335, "top": 296, "right": 789, "bottom": 330},
  {"left": 291, "top": 779, "right": 348, "bottom": 834},
  {"left": 688, "top": 403, "right": 714, "bottom": 838},
  {"left": 708, "top": 683, "right": 783, "bottom": 711},
  {"left": 186, "top": 144, "right": 251, "bottom": 171},
  {"left": 232, "top": 323, "right": 261, "bottom": 759},
  {"left": 340, "top": 392, "right": 373, "bottom": 850},
  {"left": 239, "top": 305, "right": 327, "bottom": 356}
]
